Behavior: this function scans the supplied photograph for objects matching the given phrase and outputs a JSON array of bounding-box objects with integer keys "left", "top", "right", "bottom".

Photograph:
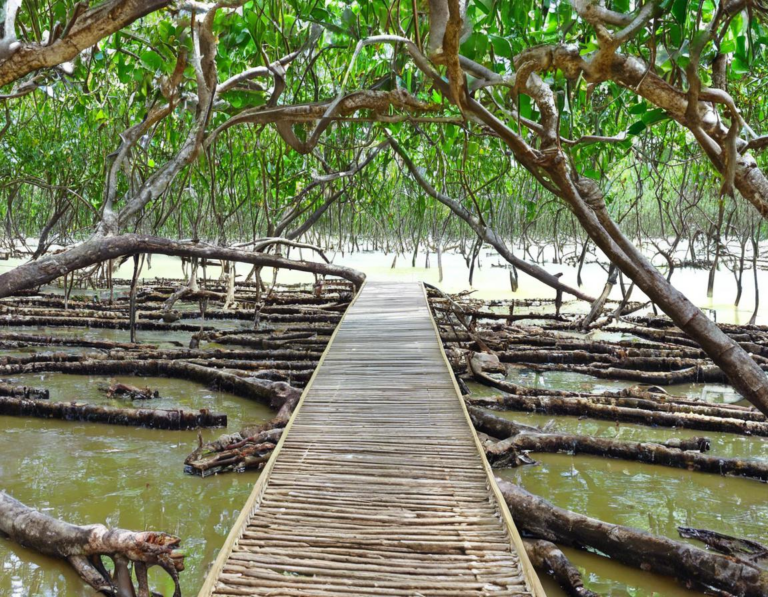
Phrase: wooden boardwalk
[{"left": 199, "top": 281, "right": 544, "bottom": 597}]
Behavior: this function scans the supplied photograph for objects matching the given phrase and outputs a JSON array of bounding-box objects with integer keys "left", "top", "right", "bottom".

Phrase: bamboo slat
[{"left": 199, "top": 281, "right": 545, "bottom": 597}]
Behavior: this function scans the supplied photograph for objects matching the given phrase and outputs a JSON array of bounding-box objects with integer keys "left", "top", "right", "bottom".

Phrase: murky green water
[
  {"left": 1, "top": 252, "right": 767, "bottom": 596},
  {"left": 0, "top": 373, "right": 273, "bottom": 597},
  {"left": 481, "top": 388, "right": 768, "bottom": 596}
]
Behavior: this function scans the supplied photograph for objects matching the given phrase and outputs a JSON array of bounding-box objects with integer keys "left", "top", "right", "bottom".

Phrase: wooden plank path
[{"left": 199, "top": 281, "right": 544, "bottom": 597}]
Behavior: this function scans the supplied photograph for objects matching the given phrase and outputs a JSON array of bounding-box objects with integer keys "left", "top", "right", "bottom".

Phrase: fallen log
[
  {"left": 521, "top": 361, "right": 752, "bottom": 386},
  {"left": 0, "top": 359, "right": 301, "bottom": 416},
  {"left": 468, "top": 356, "right": 767, "bottom": 435},
  {"left": 469, "top": 406, "right": 768, "bottom": 482},
  {"left": 522, "top": 539, "right": 598, "bottom": 597},
  {"left": 0, "top": 492, "right": 184, "bottom": 597},
  {"left": 498, "top": 480, "right": 768, "bottom": 596},
  {"left": 0, "top": 396, "right": 226, "bottom": 429},
  {"left": 472, "top": 392, "right": 768, "bottom": 436},
  {"left": 0, "top": 315, "right": 216, "bottom": 333},
  {"left": 469, "top": 390, "right": 763, "bottom": 422},
  {"left": 0, "top": 332, "right": 154, "bottom": 351}
]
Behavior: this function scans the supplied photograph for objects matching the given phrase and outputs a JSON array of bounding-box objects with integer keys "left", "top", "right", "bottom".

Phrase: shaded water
[{"left": 0, "top": 374, "right": 272, "bottom": 596}]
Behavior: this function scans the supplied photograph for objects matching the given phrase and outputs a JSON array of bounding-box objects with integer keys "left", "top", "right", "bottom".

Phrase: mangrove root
[
  {"left": 498, "top": 480, "right": 768, "bottom": 596},
  {"left": 0, "top": 492, "right": 185, "bottom": 597}
]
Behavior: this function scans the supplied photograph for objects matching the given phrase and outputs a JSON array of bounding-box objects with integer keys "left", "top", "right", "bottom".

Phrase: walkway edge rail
[{"left": 421, "top": 283, "right": 547, "bottom": 596}]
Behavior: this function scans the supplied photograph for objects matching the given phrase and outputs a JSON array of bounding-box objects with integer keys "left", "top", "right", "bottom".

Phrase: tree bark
[
  {"left": 0, "top": 234, "right": 366, "bottom": 299},
  {"left": 0, "top": 0, "right": 171, "bottom": 87}
]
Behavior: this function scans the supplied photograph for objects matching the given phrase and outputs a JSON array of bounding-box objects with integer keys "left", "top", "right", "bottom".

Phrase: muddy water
[
  {"left": 470, "top": 376, "right": 768, "bottom": 596},
  {"left": 0, "top": 373, "right": 273, "bottom": 597},
  {"left": 1, "top": 250, "right": 768, "bottom": 596}
]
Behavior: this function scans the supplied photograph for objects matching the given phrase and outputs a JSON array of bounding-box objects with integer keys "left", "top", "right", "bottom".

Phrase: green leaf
[
  {"left": 140, "top": 51, "right": 163, "bottom": 72},
  {"left": 672, "top": 0, "right": 688, "bottom": 25},
  {"left": 641, "top": 108, "right": 668, "bottom": 126},
  {"left": 490, "top": 35, "right": 512, "bottom": 59},
  {"left": 628, "top": 121, "right": 647, "bottom": 135}
]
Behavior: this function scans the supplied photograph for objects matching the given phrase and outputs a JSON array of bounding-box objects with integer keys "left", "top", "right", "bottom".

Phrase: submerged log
[
  {"left": 498, "top": 480, "right": 768, "bottom": 596},
  {"left": 677, "top": 527, "right": 768, "bottom": 563},
  {"left": 470, "top": 407, "right": 768, "bottom": 482},
  {"left": 101, "top": 381, "right": 159, "bottom": 400},
  {"left": 0, "top": 381, "right": 49, "bottom": 399},
  {"left": 0, "top": 492, "right": 185, "bottom": 597},
  {"left": 0, "top": 396, "right": 226, "bottom": 429}
]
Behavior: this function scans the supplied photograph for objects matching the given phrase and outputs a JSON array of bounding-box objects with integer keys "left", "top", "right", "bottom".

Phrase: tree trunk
[{"left": 0, "top": 234, "right": 366, "bottom": 298}]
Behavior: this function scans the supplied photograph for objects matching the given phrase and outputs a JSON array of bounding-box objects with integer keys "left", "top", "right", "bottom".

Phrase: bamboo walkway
[{"left": 199, "top": 281, "right": 544, "bottom": 597}]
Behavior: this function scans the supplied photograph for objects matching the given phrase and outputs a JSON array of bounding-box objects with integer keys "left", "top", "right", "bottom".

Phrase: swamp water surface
[
  {"left": 0, "top": 251, "right": 767, "bottom": 595},
  {"left": 0, "top": 373, "right": 272, "bottom": 597}
]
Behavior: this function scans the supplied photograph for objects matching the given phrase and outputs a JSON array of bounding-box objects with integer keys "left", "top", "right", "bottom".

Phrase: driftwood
[
  {"left": 469, "top": 406, "right": 768, "bottom": 482},
  {"left": 0, "top": 492, "right": 184, "bottom": 597},
  {"left": 499, "top": 480, "right": 768, "bottom": 596},
  {"left": 101, "top": 381, "right": 160, "bottom": 400},
  {"left": 0, "top": 396, "right": 226, "bottom": 429}
]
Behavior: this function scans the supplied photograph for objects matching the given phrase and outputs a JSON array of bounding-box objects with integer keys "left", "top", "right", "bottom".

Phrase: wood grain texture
[{"left": 200, "top": 281, "right": 543, "bottom": 596}]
